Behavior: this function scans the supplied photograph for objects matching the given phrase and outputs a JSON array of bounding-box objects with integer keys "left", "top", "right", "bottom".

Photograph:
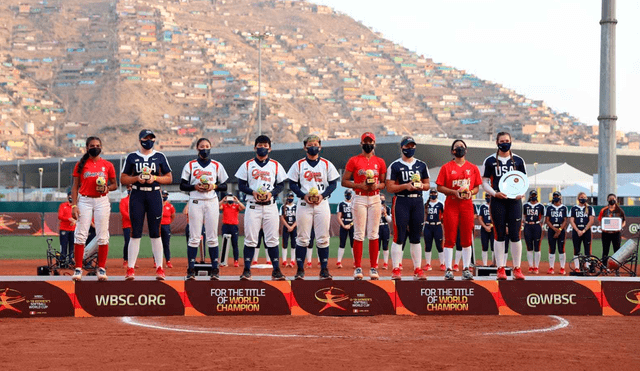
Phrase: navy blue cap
[
  {"left": 139, "top": 129, "right": 156, "bottom": 140},
  {"left": 400, "top": 136, "right": 416, "bottom": 147},
  {"left": 553, "top": 191, "right": 561, "bottom": 197}
]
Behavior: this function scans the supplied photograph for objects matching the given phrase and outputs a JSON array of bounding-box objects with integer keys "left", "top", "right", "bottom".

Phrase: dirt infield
[{"left": 2, "top": 315, "right": 639, "bottom": 370}]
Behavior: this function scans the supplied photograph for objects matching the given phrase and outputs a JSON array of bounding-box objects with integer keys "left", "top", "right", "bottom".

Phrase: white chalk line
[{"left": 483, "top": 315, "right": 569, "bottom": 336}]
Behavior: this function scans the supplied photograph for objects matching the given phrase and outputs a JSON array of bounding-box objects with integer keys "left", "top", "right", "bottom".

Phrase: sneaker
[
  {"left": 123, "top": 260, "right": 128, "bottom": 268},
  {"left": 336, "top": 261, "right": 343, "bottom": 269},
  {"left": 399, "top": 263, "right": 403, "bottom": 271},
  {"left": 382, "top": 262, "right": 389, "bottom": 270},
  {"left": 272, "top": 269, "right": 286, "bottom": 281},
  {"left": 369, "top": 268, "right": 379, "bottom": 280},
  {"left": 453, "top": 264, "right": 459, "bottom": 272},
  {"left": 166, "top": 261, "right": 173, "bottom": 269},
  {"left": 496, "top": 267, "right": 507, "bottom": 281},
  {"left": 513, "top": 267, "right": 525, "bottom": 280},
  {"left": 424, "top": 264, "right": 432, "bottom": 271},
  {"left": 156, "top": 266, "right": 166, "bottom": 281},
  {"left": 186, "top": 269, "right": 196, "bottom": 280},
  {"left": 413, "top": 268, "right": 426, "bottom": 281},
  {"left": 233, "top": 260, "right": 239, "bottom": 268},
  {"left": 444, "top": 269, "right": 454, "bottom": 281},
  {"left": 391, "top": 267, "right": 402, "bottom": 280},
  {"left": 547, "top": 267, "right": 555, "bottom": 275},
  {"left": 266, "top": 261, "right": 272, "bottom": 266},
  {"left": 125, "top": 267, "right": 135, "bottom": 281},
  {"left": 353, "top": 267, "right": 364, "bottom": 280},
  {"left": 293, "top": 268, "right": 304, "bottom": 280},
  {"left": 251, "top": 261, "right": 258, "bottom": 266},
  {"left": 305, "top": 262, "right": 312, "bottom": 269},
  {"left": 533, "top": 267, "right": 539, "bottom": 274},
  {"left": 289, "top": 260, "right": 295, "bottom": 267},
  {"left": 316, "top": 261, "right": 321, "bottom": 267},
  {"left": 72, "top": 268, "right": 83, "bottom": 281},
  {"left": 462, "top": 268, "right": 474, "bottom": 281},
  {"left": 439, "top": 264, "right": 446, "bottom": 271},
  {"left": 574, "top": 268, "right": 580, "bottom": 273},
  {"left": 528, "top": 267, "right": 534, "bottom": 273},
  {"left": 153, "top": 262, "right": 156, "bottom": 269},
  {"left": 210, "top": 268, "right": 220, "bottom": 280},
  {"left": 319, "top": 268, "right": 332, "bottom": 280},
  {"left": 97, "top": 267, "right": 108, "bottom": 281},
  {"left": 559, "top": 268, "right": 566, "bottom": 275},
  {"left": 240, "top": 268, "right": 252, "bottom": 280}
]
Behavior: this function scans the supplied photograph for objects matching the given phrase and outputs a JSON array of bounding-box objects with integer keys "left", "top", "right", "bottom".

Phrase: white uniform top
[
  {"left": 235, "top": 158, "right": 287, "bottom": 202},
  {"left": 181, "top": 159, "right": 229, "bottom": 200},
  {"left": 287, "top": 158, "right": 340, "bottom": 195}
]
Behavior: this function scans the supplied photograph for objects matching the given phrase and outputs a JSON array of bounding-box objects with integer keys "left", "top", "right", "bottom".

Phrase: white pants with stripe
[
  {"left": 295, "top": 199, "right": 331, "bottom": 248},
  {"left": 244, "top": 202, "right": 279, "bottom": 248},
  {"left": 188, "top": 198, "right": 220, "bottom": 248},
  {"left": 74, "top": 194, "right": 110, "bottom": 245},
  {"left": 353, "top": 194, "right": 381, "bottom": 241}
]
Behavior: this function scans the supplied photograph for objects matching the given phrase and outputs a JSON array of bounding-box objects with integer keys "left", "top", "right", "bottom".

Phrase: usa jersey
[
  {"left": 386, "top": 158, "right": 430, "bottom": 196},
  {"left": 287, "top": 158, "right": 339, "bottom": 195},
  {"left": 281, "top": 203, "right": 297, "bottom": 225},
  {"left": 570, "top": 205, "right": 595, "bottom": 227},
  {"left": 424, "top": 200, "right": 444, "bottom": 223},
  {"left": 181, "top": 159, "right": 229, "bottom": 200},
  {"left": 122, "top": 150, "right": 172, "bottom": 188},
  {"left": 380, "top": 205, "right": 391, "bottom": 226},
  {"left": 235, "top": 158, "right": 287, "bottom": 202},
  {"left": 478, "top": 203, "right": 491, "bottom": 225},
  {"left": 482, "top": 153, "right": 527, "bottom": 191},
  {"left": 338, "top": 201, "right": 353, "bottom": 223},
  {"left": 523, "top": 202, "right": 545, "bottom": 223},
  {"left": 546, "top": 204, "right": 568, "bottom": 226}
]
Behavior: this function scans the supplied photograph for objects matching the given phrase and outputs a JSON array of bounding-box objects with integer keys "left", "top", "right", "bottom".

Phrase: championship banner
[
  {"left": 0, "top": 281, "right": 74, "bottom": 318},
  {"left": 601, "top": 281, "right": 640, "bottom": 316},
  {"left": 0, "top": 213, "right": 42, "bottom": 235},
  {"left": 396, "top": 281, "right": 499, "bottom": 315},
  {"left": 185, "top": 281, "right": 291, "bottom": 316},
  {"left": 291, "top": 280, "right": 395, "bottom": 316},
  {"left": 499, "top": 280, "right": 602, "bottom": 315},
  {"left": 74, "top": 281, "right": 184, "bottom": 317}
]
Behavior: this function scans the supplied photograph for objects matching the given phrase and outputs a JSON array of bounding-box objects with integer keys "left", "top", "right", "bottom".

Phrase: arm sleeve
[
  {"left": 271, "top": 180, "right": 285, "bottom": 198},
  {"left": 216, "top": 181, "right": 228, "bottom": 193},
  {"left": 180, "top": 178, "right": 195, "bottom": 192},
  {"left": 238, "top": 179, "right": 253, "bottom": 195},
  {"left": 482, "top": 178, "right": 496, "bottom": 196},
  {"left": 289, "top": 181, "right": 305, "bottom": 199},
  {"left": 321, "top": 179, "right": 337, "bottom": 199}
]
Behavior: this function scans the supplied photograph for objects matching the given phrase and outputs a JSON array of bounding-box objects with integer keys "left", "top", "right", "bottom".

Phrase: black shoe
[
  {"left": 186, "top": 269, "right": 196, "bottom": 280},
  {"left": 294, "top": 268, "right": 305, "bottom": 280},
  {"left": 272, "top": 269, "right": 286, "bottom": 281},
  {"left": 319, "top": 268, "right": 332, "bottom": 280},
  {"left": 240, "top": 268, "right": 252, "bottom": 281},
  {"left": 210, "top": 268, "right": 220, "bottom": 281}
]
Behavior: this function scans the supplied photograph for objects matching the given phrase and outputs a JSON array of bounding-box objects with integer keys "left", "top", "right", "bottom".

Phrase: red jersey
[
  {"left": 436, "top": 160, "right": 482, "bottom": 203},
  {"left": 119, "top": 196, "right": 131, "bottom": 229},
  {"left": 345, "top": 154, "right": 386, "bottom": 196},
  {"left": 58, "top": 202, "right": 75, "bottom": 231},
  {"left": 161, "top": 202, "right": 175, "bottom": 225},
  {"left": 73, "top": 158, "right": 116, "bottom": 197},
  {"left": 221, "top": 203, "right": 240, "bottom": 225}
]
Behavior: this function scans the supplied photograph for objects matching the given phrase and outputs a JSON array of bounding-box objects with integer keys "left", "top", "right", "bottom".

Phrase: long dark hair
[
  {"left": 495, "top": 131, "right": 514, "bottom": 173},
  {"left": 76, "top": 136, "right": 101, "bottom": 175}
]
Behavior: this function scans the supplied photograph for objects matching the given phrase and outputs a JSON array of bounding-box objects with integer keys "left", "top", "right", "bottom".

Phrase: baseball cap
[
  {"left": 287, "top": 192, "right": 294, "bottom": 197},
  {"left": 139, "top": 129, "right": 156, "bottom": 140},
  {"left": 361, "top": 132, "right": 376, "bottom": 142},
  {"left": 67, "top": 191, "right": 72, "bottom": 196},
  {"left": 553, "top": 191, "right": 562, "bottom": 197},
  {"left": 429, "top": 189, "right": 438, "bottom": 194},
  {"left": 344, "top": 189, "right": 352, "bottom": 195},
  {"left": 162, "top": 190, "right": 169, "bottom": 196},
  {"left": 400, "top": 136, "right": 416, "bottom": 147},
  {"left": 529, "top": 190, "right": 538, "bottom": 196}
]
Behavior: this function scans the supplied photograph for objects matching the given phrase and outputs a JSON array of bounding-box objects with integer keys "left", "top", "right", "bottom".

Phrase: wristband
[
  {"left": 153, "top": 175, "right": 157, "bottom": 182},
  {"left": 71, "top": 205, "right": 77, "bottom": 209}
]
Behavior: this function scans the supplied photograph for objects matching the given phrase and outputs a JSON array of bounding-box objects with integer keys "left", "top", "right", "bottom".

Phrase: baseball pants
[
  {"left": 295, "top": 199, "right": 331, "bottom": 248},
  {"left": 424, "top": 224, "right": 443, "bottom": 253},
  {"left": 353, "top": 194, "right": 381, "bottom": 241},
  {"left": 548, "top": 230, "right": 566, "bottom": 255},
  {"left": 244, "top": 202, "right": 279, "bottom": 248},
  {"left": 122, "top": 227, "right": 130, "bottom": 260},
  {"left": 572, "top": 229, "right": 592, "bottom": 256},
  {"left": 490, "top": 198, "right": 523, "bottom": 243},
  {"left": 59, "top": 230, "right": 74, "bottom": 261},
  {"left": 161, "top": 224, "right": 171, "bottom": 261},
  {"left": 282, "top": 225, "right": 297, "bottom": 250},
  {"left": 129, "top": 189, "right": 163, "bottom": 238},
  {"left": 188, "top": 198, "right": 220, "bottom": 248},
  {"left": 524, "top": 224, "right": 542, "bottom": 252},
  {"left": 443, "top": 200, "right": 475, "bottom": 248},
  {"left": 74, "top": 195, "right": 110, "bottom": 245},
  {"left": 480, "top": 227, "right": 494, "bottom": 252},
  {"left": 379, "top": 225, "right": 390, "bottom": 251},
  {"left": 392, "top": 196, "right": 424, "bottom": 244},
  {"left": 222, "top": 224, "right": 239, "bottom": 260},
  {"left": 339, "top": 226, "right": 354, "bottom": 249}
]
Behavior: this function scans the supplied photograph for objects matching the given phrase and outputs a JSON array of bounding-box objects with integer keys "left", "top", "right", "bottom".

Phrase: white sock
[
  {"left": 252, "top": 250, "right": 259, "bottom": 263},
  {"left": 425, "top": 250, "right": 432, "bottom": 265},
  {"left": 462, "top": 247, "right": 472, "bottom": 269},
  {"left": 128, "top": 237, "right": 141, "bottom": 268},
  {"left": 455, "top": 250, "right": 462, "bottom": 266},
  {"left": 572, "top": 256, "right": 579, "bottom": 270},
  {"left": 383, "top": 249, "right": 389, "bottom": 264},
  {"left": 437, "top": 251, "right": 444, "bottom": 265},
  {"left": 350, "top": 247, "right": 353, "bottom": 258},
  {"left": 306, "top": 247, "right": 312, "bottom": 263},
  {"left": 410, "top": 243, "right": 422, "bottom": 269},
  {"left": 527, "top": 251, "right": 534, "bottom": 268},
  {"left": 510, "top": 241, "right": 522, "bottom": 268},
  {"left": 391, "top": 242, "right": 403, "bottom": 269},
  {"left": 534, "top": 251, "right": 541, "bottom": 268},
  {"left": 493, "top": 241, "right": 504, "bottom": 267},
  {"left": 282, "top": 247, "right": 288, "bottom": 262},
  {"left": 444, "top": 247, "right": 453, "bottom": 270},
  {"left": 549, "top": 254, "right": 556, "bottom": 269},
  {"left": 560, "top": 253, "right": 566, "bottom": 268},
  {"left": 481, "top": 251, "right": 488, "bottom": 266},
  {"left": 150, "top": 237, "right": 163, "bottom": 268},
  {"left": 337, "top": 247, "right": 345, "bottom": 262}
]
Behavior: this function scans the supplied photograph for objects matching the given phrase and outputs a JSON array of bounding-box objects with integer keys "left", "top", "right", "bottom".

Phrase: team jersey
[
  {"left": 386, "top": 158, "right": 430, "bottom": 196},
  {"left": 122, "top": 150, "right": 172, "bottom": 188},
  {"left": 287, "top": 157, "right": 340, "bottom": 196},
  {"left": 546, "top": 204, "right": 568, "bottom": 226},
  {"left": 181, "top": 159, "right": 229, "bottom": 200},
  {"left": 424, "top": 200, "right": 444, "bottom": 223},
  {"left": 478, "top": 203, "right": 492, "bottom": 225},
  {"left": 119, "top": 196, "right": 131, "bottom": 229},
  {"left": 58, "top": 202, "right": 75, "bottom": 231},
  {"left": 435, "top": 160, "right": 482, "bottom": 203},
  {"left": 338, "top": 201, "right": 353, "bottom": 224},
  {"left": 281, "top": 203, "right": 297, "bottom": 225},
  {"left": 345, "top": 154, "right": 386, "bottom": 195},
  {"left": 570, "top": 205, "right": 595, "bottom": 227},
  {"left": 235, "top": 158, "right": 287, "bottom": 202},
  {"left": 161, "top": 202, "right": 175, "bottom": 225},
  {"left": 482, "top": 153, "right": 527, "bottom": 192},
  {"left": 221, "top": 203, "right": 240, "bottom": 225},
  {"left": 73, "top": 158, "right": 116, "bottom": 197},
  {"left": 523, "top": 202, "right": 545, "bottom": 223},
  {"left": 380, "top": 205, "right": 391, "bottom": 226}
]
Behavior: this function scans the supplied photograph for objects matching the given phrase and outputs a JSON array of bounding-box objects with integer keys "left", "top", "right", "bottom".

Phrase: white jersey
[
  {"left": 287, "top": 158, "right": 340, "bottom": 195},
  {"left": 181, "top": 159, "right": 229, "bottom": 200},
  {"left": 235, "top": 158, "right": 287, "bottom": 202}
]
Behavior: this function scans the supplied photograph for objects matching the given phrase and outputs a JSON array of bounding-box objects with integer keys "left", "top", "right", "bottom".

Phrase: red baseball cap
[{"left": 361, "top": 132, "right": 376, "bottom": 142}]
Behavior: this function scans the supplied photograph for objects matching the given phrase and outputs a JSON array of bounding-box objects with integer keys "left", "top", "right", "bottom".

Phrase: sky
[{"left": 313, "top": 0, "right": 640, "bottom": 133}]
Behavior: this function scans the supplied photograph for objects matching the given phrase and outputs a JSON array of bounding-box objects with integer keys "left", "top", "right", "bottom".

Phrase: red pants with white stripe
[{"left": 443, "top": 199, "right": 475, "bottom": 248}]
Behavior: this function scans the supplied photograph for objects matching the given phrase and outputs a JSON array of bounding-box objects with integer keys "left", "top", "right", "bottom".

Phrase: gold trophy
[
  {"left": 308, "top": 187, "right": 319, "bottom": 203},
  {"left": 140, "top": 166, "right": 152, "bottom": 180},
  {"left": 365, "top": 169, "right": 376, "bottom": 184},
  {"left": 458, "top": 185, "right": 470, "bottom": 199},
  {"left": 199, "top": 175, "right": 214, "bottom": 190},
  {"left": 411, "top": 173, "right": 422, "bottom": 189},
  {"left": 256, "top": 185, "right": 268, "bottom": 202},
  {"left": 95, "top": 176, "right": 106, "bottom": 193}
]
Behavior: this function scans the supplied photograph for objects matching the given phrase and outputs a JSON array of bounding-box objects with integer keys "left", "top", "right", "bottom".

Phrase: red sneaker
[
  {"left": 153, "top": 262, "right": 156, "bottom": 269},
  {"left": 289, "top": 260, "right": 295, "bottom": 267},
  {"left": 123, "top": 260, "right": 128, "bottom": 268},
  {"left": 424, "top": 264, "right": 432, "bottom": 271},
  {"left": 496, "top": 267, "right": 507, "bottom": 280},
  {"left": 251, "top": 261, "right": 258, "bottom": 266},
  {"left": 399, "top": 263, "right": 403, "bottom": 271},
  {"left": 533, "top": 267, "right": 539, "bottom": 274},
  {"left": 559, "top": 268, "right": 566, "bottom": 275},
  {"left": 391, "top": 267, "right": 402, "bottom": 280},
  {"left": 439, "top": 264, "right": 446, "bottom": 271},
  {"left": 305, "top": 262, "right": 312, "bottom": 269},
  {"left": 513, "top": 267, "right": 525, "bottom": 280},
  {"left": 382, "top": 262, "right": 389, "bottom": 270},
  {"left": 528, "top": 267, "right": 534, "bottom": 273},
  {"left": 413, "top": 268, "right": 426, "bottom": 281},
  {"left": 453, "top": 264, "right": 459, "bottom": 272},
  {"left": 156, "top": 266, "right": 165, "bottom": 280},
  {"left": 316, "top": 261, "right": 321, "bottom": 267},
  {"left": 233, "top": 260, "right": 239, "bottom": 267},
  {"left": 166, "top": 261, "right": 173, "bottom": 269},
  {"left": 574, "top": 268, "right": 580, "bottom": 273},
  {"left": 336, "top": 261, "right": 343, "bottom": 268},
  {"left": 266, "top": 261, "right": 272, "bottom": 266},
  {"left": 547, "top": 267, "right": 555, "bottom": 274},
  {"left": 125, "top": 267, "right": 135, "bottom": 281}
]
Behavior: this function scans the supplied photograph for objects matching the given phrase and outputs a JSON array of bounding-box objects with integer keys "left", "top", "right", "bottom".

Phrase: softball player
[
  {"left": 57, "top": 192, "right": 76, "bottom": 267},
  {"left": 477, "top": 194, "right": 494, "bottom": 266},
  {"left": 342, "top": 132, "right": 387, "bottom": 280},
  {"left": 280, "top": 192, "right": 297, "bottom": 268},
  {"left": 70, "top": 136, "right": 117, "bottom": 281},
  {"left": 336, "top": 190, "right": 354, "bottom": 268},
  {"left": 545, "top": 191, "right": 568, "bottom": 275},
  {"left": 378, "top": 195, "right": 392, "bottom": 269},
  {"left": 481, "top": 131, "right": 527, "bottom": 280},
  {"left": 120, "top": 185, "right": 132, "bottom": 267},
  {"left": 437, "top": 140, "right": 481, "bottom": 281},
  {"left": 121, "top": 129, "right": 173, "bottom": 281},
  {"left": 288, "top": 135, "right": 339, "bottom": 280},
  {"left": 424, "top": 189, "right": 445, "bottom": 271},
  {"left": 235, "top": 135, "right": 287, "bottom": 281},
  {"left": 160, "top": 190, "right": 175, "bottom": 268},
  {"left": 569, "top": 192, "right": 595, "bottom": 271},
  {"left": 386, "top": 136, "right": 430, "bottom": 280},
  {"left": 523, "top": 190, "right": 545, "bottom": 274}
]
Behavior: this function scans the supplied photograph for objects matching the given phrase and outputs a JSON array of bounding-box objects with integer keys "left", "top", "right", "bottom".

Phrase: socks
[
  {"left": 572, "top": 256, "right": 579, "bottom": 270},
  {"left": 391, "top": 242, "right": 403, "bottom": 269},
  {"left": 209, "top": 246, "right": 219, "bottom": 269},
  {"left": 337, "top": 247, "right": 345, "bottom": 262},
  {"left": 481, "top": 251, "right": 488, "bottom": 266},
  {"left": 318, "top": 247, "right": 329, "bottom": 269},
  {"left": 410, "top": 243, "right": 422, "bottom": 270},
  {"left": 510, "top": 240, "right": 522, "bottom": 268},
  {"left": 549, "top": 254, "right": 556, "bottom": 269},
  {"left": 187, "top": 246, "right": 198, "bottom": 270},
  {"left": 462, "top": 247, "right": 471, "bottom": 269},
  {"left": 243, "top": 245, "right": 255, "bottom": 270},
  {"left": 444, "top": 247, "right": 453, "bottom": 270},
  {"left": 267, "top": 246, "right": 279, "bottom": 269},
  {"left": 74, "top": 244, "right": 85, "bottom": 268},
  {"left": 369, "top": 239, "right": 379, "bottom": 269},
  {"left": 306, "top": 247, "right": 313, "bottom": 263},
  {"left": 295, "top": 245, "right": 307, "bottom": 269},
  {"left": 252, "top": 249, "right": 259, "bottom": 263},
  {"left": 559, "top": 253, "right": 566, "bottom": 268},
  {"left": 353, "top": 240, "right": 363, "bottom": 268},
  {"left": 493, "top": 241, "right": 505, "bottom": 267},
  {"left": 128, "top": 238, "right": 141, "bottom": 268},
  {"left": 382, "top": 249, "right": 389, "bottom": 264},
  {"left": 150, "top": 237, "right": 163, "bottom": 269},
  {"left": 534, "top": 251, "right": 541, "bottom": 268},
  {"left": 527, "top": 251, "right": 534, "bottom": 268},
  {"left": 425, "top": 249, "right": 432, "bottom": 265},
  {"left": 455, "top": 250, "right": 462, "bottom": 267},
  {"left": 437, "top": 251, "right": 444, "bottom": 266},
  {"left": 282, "top": 247, "right": 288, "bottom": 262},
  {"left": 98, "top": 244, "right": 109, "bottom": 269}
]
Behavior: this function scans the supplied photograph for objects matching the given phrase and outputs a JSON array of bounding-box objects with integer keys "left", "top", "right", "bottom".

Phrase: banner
[
  {"left": 499, "top": 280, "right": 602, "bottom": 315},
  {"left": 291, "top": 280, "right": 395, "bottom": 316},
  {"left": 602, "top": 281, "right": 640, "bottom": 316},
  {"left": 396, "top": 281, "right": 499, "bottom": 315},
  {"left": 0, "top": 281, "right": 74, "bottom": 318},
  {"left": 0, "top": 213, "right": 42, "bottom": 235},
  {"left": 185, "top": 281, "right": 291, "bottom": 315}
]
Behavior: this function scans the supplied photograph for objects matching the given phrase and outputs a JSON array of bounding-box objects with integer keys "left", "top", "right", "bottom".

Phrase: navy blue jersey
[
  {"left": 523, "top": 202, "right": 545, "bottom": 223},
  {"left": 546, "top": 204, "right": 568, "bottom": 225},
  {"left": 570, "top": 205, "right": 595, "bottom": 227},
  {"left": 338, "top": 201, "right": 353, "bottom": 223},
  {"left": 380, "top": 205, "right": 391, "bottom": 225},
  {"left": 122, "top": 150, "right": 172, "bottom": 187},
  {"left": 281, "top": 203, "right": 296, "bottom": 225},
  {"left": 386, "top": 158, "right": 430, "bottom": 196},
  {"left": 478, "top": 203, "right": 492, "bottom": 225},
  {"left": 424, "top": 200, "right": 444, "bottom": 223},
  {"left": 482, "top": 153, "right": 526, "bottom": 191}
]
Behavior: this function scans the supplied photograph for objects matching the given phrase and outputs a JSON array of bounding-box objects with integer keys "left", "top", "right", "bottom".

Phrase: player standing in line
[
  {"left": 477, "top": 194, "right": 495, "bottom": 266},
  {"left": 180, "top": 138, "right": 229, "bottom": 280},
  {"left": 424, "top": 189, "right": 445, "bottom": 271},
  {"left": 120, "top": 185, "right": 132, "bottom": 268},
  {"left": 336, "top": 190, "right": 354, "bottom": 268},
  {"left": 378, "top": 195, "right": 392, "bottom": 269},
  {"left": 288, "top": 135, "right": 339, "bottom": 280},
  {"left": 57, "top": 191, "right": 76, "bottom": 267},
  {"left": 436, "top": 140, "right": 481, "bottom": 280},
  {"left": 70, "top": 136, "right": 117, "bottom": 281},
  {"left": 481, "top": 132, "right": 527, "bottom": 280},
  {"left": 569, "top": 191, "right": 595, "bottom": 272},
  {"left": 280, "top": 192, "right": 297, "bottom": 268},
  {"left": 220, "top": 193, "right": 244, "bottom": 267},
  {"left": 545, "top": 191, "right": 568, "bottom": 275},
  {"left": 523, "top": 190, "right": 545, "bottom": 274},
  {"left": 121, "top": 129, "right": 173, "bottom": 281},
  {"left": 598, "top": 194, "right": 626, "bottom": 265},
  {"left": 235, "top": 135, "right": 287, "bottom": 281},
  {"left": 342, "top": 132, "right": 387, "bottom": 280},
  {"left": 386, "top": 136, "right": 430, "bottom": 280},
  {"left": 160, "top": 190, "right": 175, "bottom": 268}
]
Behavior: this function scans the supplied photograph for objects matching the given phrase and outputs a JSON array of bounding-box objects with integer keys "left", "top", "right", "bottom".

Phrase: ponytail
[{"left": 76, "top": 136, "right": 101, "bottom": 176}]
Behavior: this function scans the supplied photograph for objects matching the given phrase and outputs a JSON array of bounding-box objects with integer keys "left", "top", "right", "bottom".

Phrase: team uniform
[
  {"left": 160, "top": 200, "right": 175, "bottom": 266},
  {"left": 337, "top": 199, "right": 354, "bottom": 265},
  {"left": 378, "top": 203, "right": 392, "bottom": 268},
  {"left": 423, "top": 199, "right": 444, "bottom": 270},
  {"left": 119, "top": 193, "right": 131, "bottom": 264},
  {"left": 280, "top": 202, "right": 297, "bottom": 266},
  {"left": 57, "top": 201, "right": 75, "bottom": 265},
  {"left": 454, "top": 205, "right": 478, "bottom": 270},
  {"left": 546, "top": 203, "right": 568, "bottom": 273},
  {"left": 523, "top": 201, "right": 545, "bottom": 272},
  {"left": 221, "top": 201, "right": 241, "bottom": 264},
  {"left": 478, "top": 201, "right": 494, "bottom": 265},
  {"left": 570, "top": 204, "right": 595, "bottom": 268}
]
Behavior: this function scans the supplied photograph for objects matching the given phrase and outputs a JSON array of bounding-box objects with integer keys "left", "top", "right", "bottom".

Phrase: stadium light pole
[
  {"left": 253, "top": 31, "right": 272, "bottom": 136},
  {"left": 57, "top": 158, "right": 66, "bottom": 191},
  {"left": 533, "top": 162, "right": 538, "bottom": 191},
  {"left": 38, "top": 167, "right": 43, "bottom": 201}
]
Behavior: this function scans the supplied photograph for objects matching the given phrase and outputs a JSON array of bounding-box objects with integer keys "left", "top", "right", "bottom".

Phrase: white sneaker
[
  {"left": 370, "top": 268, "right": 379, "bottom": 280},
  {"left": 97, "top": 267, "right": 108, "bottom": 281},
  {"left": 353, "top": 267, "right": 363, "bottom": 280},
  {"left": 72, "top": 268, "right": 82, "bottom": 281}
]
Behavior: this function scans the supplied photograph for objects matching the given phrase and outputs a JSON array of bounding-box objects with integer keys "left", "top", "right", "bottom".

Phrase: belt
[
  {"left": 577, "top": 225, "right": 586, "bottom": 228},
  {"left": 426, "top": 222, "right": 441, "bottom": 226},
  {"left": 132, "top": 185, "right": 160, "bottom": 192},
  {"left": 552, "top": 224, "right": 562, "bottom": 228},
  {"left": 396, "top": 194, "right": 422, "bottom": 198},
  {"left": 249, "top": 199, "right": 275, "bottom": 206},
  {"left": 80, "top": 193, "right": 107, "bottom": 198},
  {"left": 380, "top": 223, "right": 388, "bottom": 226},
  {"left": 355, "top": 191, "right": 380, "bottom": 196},
  {"left": 526, "top": 222, "right": 539, "bottom": 225}
]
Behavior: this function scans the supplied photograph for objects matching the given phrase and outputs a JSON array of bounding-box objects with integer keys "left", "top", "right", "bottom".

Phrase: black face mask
[
  {"left": 68, "top": 198, "right": 73, "bottom": 203},
  {"left": 141, "top": 140, "right": 154, "bottom": 150},
  {"left": 256, "top": 147, "right": 269, "bottom": 157},
  {"left": 608, "top": 199, "right": 616, "bottom": 205},
  {"left": 380, "top": 200, "right": 385, "bottom": 204},
  {"left": 199, "top": 149, "right": 210, "bottom": 159},
  {"left": 529, "top": 196, "right": 538, "bottom": 202},
  {"left": 552, "top": 197, "right": 560, "bottom": 203},
  {"left": 453, "top": 147, "right": 466, "bottom": 158},
  {"left": 88, "top": 147, "right": 101, "bottom": 157},
  {"left": 362, "top": 144, "right": 374, "bottom": 154},
  {"left": 306, "top": 146, "right": 320, "bottom": 156},
  {"left": 287, "top": 198, "right": 294, "bottom": 203},
  {"left": 579, "top": 198, "right": 588, "bottom": 204},
  {"left": 127, "top": 190, "right": 131, "bottom": 195},
  {"left": 345, "top": 195, "right": 352, "bottom": 201},
  {"left": 485, "top": 197, "right": 491, "bottom": 203},
  {"left": 430, "top": 195, "right": 438, "bottom": 200},
  {"left": 162, "top": 197, "right": 168, "bottom": 202},
  {"left": 498, "top": 142, "right": 511, "bottom": 152}
]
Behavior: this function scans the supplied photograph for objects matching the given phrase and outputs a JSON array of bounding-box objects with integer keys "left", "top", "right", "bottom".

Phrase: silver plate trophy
[{"left": 498, "top": 170, "right": 529, "bottom": 199}]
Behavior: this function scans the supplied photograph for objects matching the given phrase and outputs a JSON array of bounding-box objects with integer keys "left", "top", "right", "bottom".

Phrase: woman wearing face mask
[
  {"left": 481, "top": 132, "right": 527, "bottom": 280},
  {"left": 598, "top": 193, "right": 626, "bottom": 266},
  {"left": 568, "top": 192, "right": 595, "bottom": 271},
  {"left": 57, "top": 191, "right": 77, "bottom": 267},
  {"left": 180, "top": 138, "right": 229, "bottom": 280},
  {"left": 423, "top": 189, "right": 445, "bottom": 271},
  {"left": 545, "top": 191, "right": 568, "bottom": 274},
  {"left": 160, "top": 190, "right": 176, "bottom": 268},
  {"left": 436, "top": 139, "right": 481, "bottom": 281},
  {"left": 70, "top": 136, "right": 117, "bottom": 281},
  {"left": 336, "top": 190, "right": 354, "bottom": 268},
  {"left": 279, "top": 192, "right": 297, "bottom": 268},
  {"left": 378, "top": 194, "right": 392, "bottom": 270},
  {"left": 523, "top": 190, "right": 545, "bottom": 274},
  {"left": 119, "top": 184, "right": 132, "bottom": 268},
  {"left": 477, "top": 194, "right": 494, "bottom": 266}
]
